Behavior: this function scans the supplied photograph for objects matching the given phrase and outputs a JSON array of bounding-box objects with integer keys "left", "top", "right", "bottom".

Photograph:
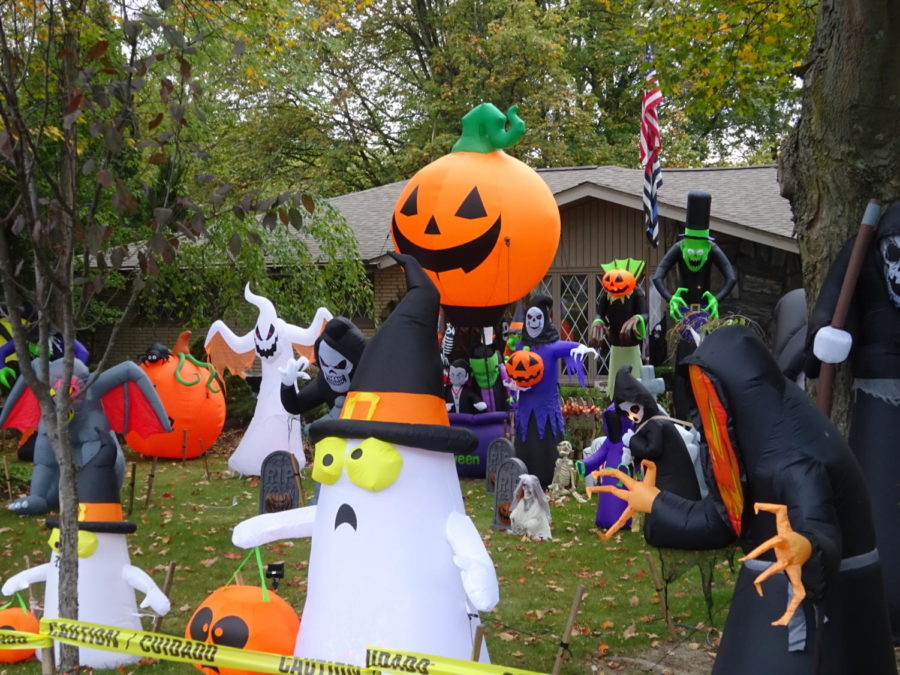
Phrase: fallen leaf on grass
[
  {"left": 497, "top": 631, "right": 519, "bottom": 642},
  {"left": 622, "top": 624, "right": 637, "bottom": 639},
  {"left": 600, "top": 620, "right": 614, "bottom": 629},
  {"left": 597, "top": 641, "right": 610, "bottom": 656},
  {"left": 628, "top": 595, "right": 639, "bottom": 607},
  {"left": 223, "top": 552, "right": 243, "bottom": 559},
  {"left": 199, "top": 557, "right": 218, "bottom": 567},
  {"left": 511, "top": 651, "right": 524, "bottom": 658}
]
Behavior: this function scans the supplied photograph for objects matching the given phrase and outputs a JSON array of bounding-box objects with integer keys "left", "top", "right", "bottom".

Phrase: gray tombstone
[
  {"left": 491, "top": 456, "right": 528, "bottom": 531},
  {"left": 258, "top": 450, "right": 303, "bottom": 514},
  {"left": 485, "top": 437, "right": 515, "bottom": 495}
]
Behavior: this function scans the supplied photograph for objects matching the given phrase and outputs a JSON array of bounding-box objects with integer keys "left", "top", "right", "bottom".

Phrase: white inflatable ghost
[
  {"left": 2, "top": 529, "right": 170, "bottom": 669},
  {"left": 205, "top": 285, "right": 332, "bottom": 475},
  {"left": 232, "top": 253, "right": 499, "bottom": 667}
]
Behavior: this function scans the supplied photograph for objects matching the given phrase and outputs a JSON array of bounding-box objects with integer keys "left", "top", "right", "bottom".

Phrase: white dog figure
[{"left": 509, "top": 474, "right": 552, "bottom": 540}]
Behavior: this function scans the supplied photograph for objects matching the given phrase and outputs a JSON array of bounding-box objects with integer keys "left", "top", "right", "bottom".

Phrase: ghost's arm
[
  {"left": 232, "top": 505, "right": 317, "bottom": 548},
  {"left": 283, "top": 307, "right": 334, "bottom": 353},
  {"left": 446, "top": 511, "right": 498, "bottom": 612},
  {"left": 2, "top": 563, "right": 51, "bottom": 595},
  {"left": 205, "top": 320, "right": 255, "bottom": 354},
  {"left": 122, "top": 566, "right": 170, "bottom": 616}
]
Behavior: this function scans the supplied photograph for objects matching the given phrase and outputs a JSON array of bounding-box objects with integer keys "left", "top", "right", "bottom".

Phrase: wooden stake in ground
[
  {"left": 144, "top": 456, "right": 158, "bottom": 509},
  {"left": 181, "top": 429, "right": 188, "bottom": 463},
  {"left": 552, "top": 583, "right": 585, "bottom": 675},
  {"left": 152, "top": 561, "right": 177, "bottom": 633},
  {"left": 469, "top": 624, "right": 485, "bottom": 662},
  {"left": 200, "top": 438, "right": 211, "bottom": 481},
  {"left": 24, "top": 555, "right": 37, "bottom": 614},
  {"left": 2, "top": 455, "right": 11, "bottom": 498},
  {"left": 126, "top": 462, "right": 137, "bottom": 517},
  {"left": 40, "top": 644, "right": 55, "bottom": 675}
]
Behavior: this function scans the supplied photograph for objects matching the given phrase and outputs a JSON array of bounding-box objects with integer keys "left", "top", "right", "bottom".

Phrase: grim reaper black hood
[
  {"left": 521, "top": 294, "right": 559, "bottom": 347},
  {"left": 612, "top": 365, "right": 661, "bottom": 419}
]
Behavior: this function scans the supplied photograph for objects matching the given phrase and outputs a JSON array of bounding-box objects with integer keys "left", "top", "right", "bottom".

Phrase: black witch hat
[{"left": 309, "top": 253, "right": 477, "bottom": 454}]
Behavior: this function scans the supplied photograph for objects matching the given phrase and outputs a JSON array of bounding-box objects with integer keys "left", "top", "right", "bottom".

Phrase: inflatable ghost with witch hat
[
  {"left": 233, "top": 253, "right": 499, "bottom": 667},
  {"left": 205, "top": 285, "right": 332, "bottom": 475},
  {"left": 1, "top": 439, "right": 170, "bottom": 669}
]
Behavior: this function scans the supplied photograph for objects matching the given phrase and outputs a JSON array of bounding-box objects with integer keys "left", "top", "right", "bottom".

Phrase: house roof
[{"left": 329, "top": 164, "right": 798, "bottom": 265}]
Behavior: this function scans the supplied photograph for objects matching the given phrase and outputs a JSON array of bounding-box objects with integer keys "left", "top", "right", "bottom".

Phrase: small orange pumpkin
[
  {"left": 0, "top": 606, "right": 40, "bottom": 663},
  {"left": 601, "top": 269, "right": 637, "bottom": 297},
  {"left": 506, "top": 349, "right": 545, "bottom": 387},
  {"left": 185, "top": 585, "right": 300, "bottom": 675},
  {"left": 391, "top": 104, "right": 560, "bottom": 326}
]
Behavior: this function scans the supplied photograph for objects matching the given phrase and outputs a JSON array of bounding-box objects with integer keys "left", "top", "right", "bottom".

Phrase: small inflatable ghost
[
  {"left": 232, "top": 254, "right": 498, "bottom": 667},
  {"left": 205, "top": 285, "right": 332, "bottom": 475},
  {"left": 1, "top": 440, "right": 170, "bottom": 669}
]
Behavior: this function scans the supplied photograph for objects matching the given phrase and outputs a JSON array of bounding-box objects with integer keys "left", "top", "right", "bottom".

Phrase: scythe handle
[{"left": 817, "top": 199, "right": 881, "bottom": 416}]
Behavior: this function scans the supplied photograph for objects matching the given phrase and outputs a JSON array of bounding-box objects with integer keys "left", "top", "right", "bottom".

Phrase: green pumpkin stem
[{"left": 451, "top": 103, "right": 525, "bottom": 153}]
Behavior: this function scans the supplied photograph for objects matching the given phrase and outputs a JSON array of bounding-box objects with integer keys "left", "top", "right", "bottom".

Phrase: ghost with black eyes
[{"left": 204, "top": 284, "right": 333, "bottom": 476}]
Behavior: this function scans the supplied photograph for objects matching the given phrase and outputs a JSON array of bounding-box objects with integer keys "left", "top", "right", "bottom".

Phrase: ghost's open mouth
[
  {"left": 256, "top": 337, "right": 278, "bottom": 359},
  {"left": 334, "top": 503, "right": 357, "bottom": 531}
]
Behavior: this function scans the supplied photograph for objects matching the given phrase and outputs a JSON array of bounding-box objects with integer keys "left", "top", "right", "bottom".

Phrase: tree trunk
[{"left": 778, "top": 0, "right": 900, "bottom": 432}]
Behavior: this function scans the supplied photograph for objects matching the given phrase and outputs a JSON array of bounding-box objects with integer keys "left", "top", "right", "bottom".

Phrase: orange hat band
[
  {"left": 340, "top": 391, "right": 449, "bottom": 427},
  {"left": 78, "top": 503, "right": 124, "bottom": 522}
]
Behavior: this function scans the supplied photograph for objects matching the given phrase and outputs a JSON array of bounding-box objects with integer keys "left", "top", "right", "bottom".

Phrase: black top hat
[{"left": 309, "top": 253, "right": 477, "bottom": 454}]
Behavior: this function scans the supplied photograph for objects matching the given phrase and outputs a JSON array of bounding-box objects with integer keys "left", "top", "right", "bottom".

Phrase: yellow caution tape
[
  {"left": 40, "top": 618, "right": 376, "bottom": 675},
  {"left": 0, "top": 628, "right": 53, "bottom": 650},
  {"left": 365, "top": 647, "right": 550, "bottom": 675}
]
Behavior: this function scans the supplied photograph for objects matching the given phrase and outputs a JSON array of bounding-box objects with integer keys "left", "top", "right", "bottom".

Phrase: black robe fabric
[
  {"left": 648, "top": 326, "right": 895, "bottom": 674},
  {"left": 803, "top": 202, "right": 900, "bottom": 642}
]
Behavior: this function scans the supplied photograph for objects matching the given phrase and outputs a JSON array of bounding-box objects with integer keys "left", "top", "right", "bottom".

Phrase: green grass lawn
[{"left": 0, "top": 436, "right": 735, "bottom": 675}]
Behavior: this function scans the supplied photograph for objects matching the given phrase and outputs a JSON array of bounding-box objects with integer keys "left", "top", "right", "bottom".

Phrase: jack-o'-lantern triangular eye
[
  {"left": 400, "top": 186, "right": 418, "bottom": 216},
  {"left": 455, "top": 187, "right": 487, "bottom": 219}
]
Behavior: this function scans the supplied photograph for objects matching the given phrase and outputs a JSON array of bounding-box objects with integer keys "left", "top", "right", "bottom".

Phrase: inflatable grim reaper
[
  {"left": 0, "top": 358, "right": 171, "bottom": 515},
  {"left": 596, "top": 326, "right": 895, "bottom": 674},
  {"left": 204, "top": 285, "right": 332, "bottom": 476}
]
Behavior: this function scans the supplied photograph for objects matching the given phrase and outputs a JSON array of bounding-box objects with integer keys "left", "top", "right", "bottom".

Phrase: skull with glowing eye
[
  {"left": 318, "top": 341, "right": 353, "bottom": 394},
  {"left": 618, "top": 400, "right": 645, "bottom": 424},
  {"left": 525, "top": 308, "right": 545, "bottom": 339},
  {"left": 880, "top": 234, "right": 900, "bottom": 307}
]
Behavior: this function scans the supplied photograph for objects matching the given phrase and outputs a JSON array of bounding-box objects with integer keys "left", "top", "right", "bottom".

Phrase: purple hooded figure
[
  {"left": 579, "top": 404, "right": 634, "bottom": 530},
  {"left": 513, "top": 295, "right": 595, "bottom": 488}
]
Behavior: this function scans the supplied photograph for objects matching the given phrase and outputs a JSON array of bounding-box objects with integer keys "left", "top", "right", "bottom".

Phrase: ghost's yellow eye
[
  {"left": 312, "top": 437, "right": 346, "bottom": 485},
  {"left": 47, "top": 528, "right": 98, "bottom": 558},
  {"left": 345, "top": 438, "right": 403, "bottom": 492},
  {"left": 76, "top": 531, "right": 98, "bottom": 558}
]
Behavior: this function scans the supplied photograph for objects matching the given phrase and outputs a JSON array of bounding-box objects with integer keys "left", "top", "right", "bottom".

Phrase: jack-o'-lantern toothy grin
[{"left": 391, "top": 214, "right": 501, "bottom": 274}]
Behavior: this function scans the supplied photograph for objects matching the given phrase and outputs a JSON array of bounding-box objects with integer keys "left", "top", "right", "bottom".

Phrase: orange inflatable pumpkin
[
  {"left": 506, "top": 349, "right": 544, "bottom": 388},
  {"left": 185, "top": 585, "right": 300, "bottom": 675},
  {"left": 126, "top": 336, "right": 225, "bottom": 459},
  {"left": 601, "top": 269, "right": 637, "bottom": 297},
  {"left": 0, "top": 606, "right": 40, "bottom": 663},
  {"left": 391, "top": 103, "right": 560, "bottom": 326}
]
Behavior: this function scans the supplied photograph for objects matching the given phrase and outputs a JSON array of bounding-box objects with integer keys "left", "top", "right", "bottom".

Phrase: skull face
[
  {"left": 525, "top": 307, "right": 545, "bottom": 339},
  {"left": 318, "top": 341, "right": 353, "bottom": 393},
  {"left": 880, "top": 235, "right": 900, "bottom": 307},
  {"left": 448, "top": 364, "right": 469, "bottom": 387},
  {"left": 619, "top": 400, "right": 644, "bottom": 424}
]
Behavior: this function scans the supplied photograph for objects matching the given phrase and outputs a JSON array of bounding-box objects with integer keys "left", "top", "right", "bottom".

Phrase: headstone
[
  {"left": 485, "top": 437, "right": 515, "bottom": 495},
  {"left": 258, "top": 450, "right": 302, "bottom": 514},
  {"left": 639, "top": 364, "right": 666, "bottom": 400},
  {"left": 491, "top": 456, "right": 527, "bottom": 530}
]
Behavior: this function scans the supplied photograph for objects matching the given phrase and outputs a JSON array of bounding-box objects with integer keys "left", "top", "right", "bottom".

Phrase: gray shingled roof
[{"left": 329, "top": 164, "right": 797, "bottom": 263}]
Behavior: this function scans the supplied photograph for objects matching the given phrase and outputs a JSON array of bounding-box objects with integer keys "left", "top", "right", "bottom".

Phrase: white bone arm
[
  {"left": 446, "top": 511, "right": 499, "bottom": 612},
  {"left": 2, "top": 563, "right": 51, "bottom": 595},
  {"left": 232, "top": 506, "right": 317, "bottom": 549}
]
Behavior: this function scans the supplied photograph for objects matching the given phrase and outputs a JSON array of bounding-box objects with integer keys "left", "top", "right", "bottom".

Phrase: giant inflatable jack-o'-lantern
[
  {"left": 391, "top": 103, "right": 560, "bottom": 326},
  {"left": 186, "top": 584, "right": 300, "bottom": 675}
]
